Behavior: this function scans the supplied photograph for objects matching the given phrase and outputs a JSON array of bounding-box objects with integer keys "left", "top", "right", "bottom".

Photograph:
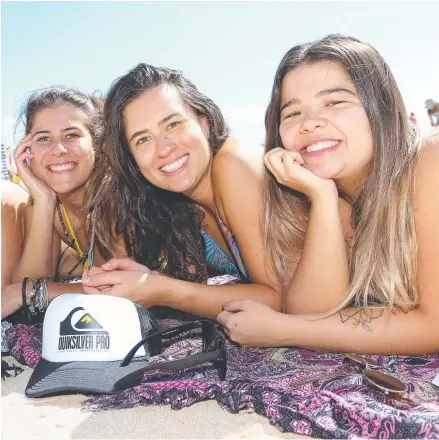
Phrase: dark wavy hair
[{"left": 89, "top": 64, "right": 229, "bottom": 281}]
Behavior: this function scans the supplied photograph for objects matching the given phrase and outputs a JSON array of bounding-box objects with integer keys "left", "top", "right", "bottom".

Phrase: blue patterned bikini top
[{"left": 201, "top": 208, "right": 251, "bottom": 281}]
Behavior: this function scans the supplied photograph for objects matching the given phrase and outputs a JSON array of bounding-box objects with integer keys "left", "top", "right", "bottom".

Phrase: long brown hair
[
  {"left": 263, "top": 34, "right": 421, "bottom": 313},
  {"left": 87, "top": 64, "right": 229, "bottom": 281}
]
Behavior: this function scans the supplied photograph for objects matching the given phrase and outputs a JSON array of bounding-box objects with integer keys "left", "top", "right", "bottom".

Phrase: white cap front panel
[{"left": 42, "top": 294, "right": 146, "bottom": 362}]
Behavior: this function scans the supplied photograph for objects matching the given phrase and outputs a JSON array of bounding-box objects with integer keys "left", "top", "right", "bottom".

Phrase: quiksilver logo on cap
[{"left": 58, "top": 307, "right": 110, "bottom": 352}]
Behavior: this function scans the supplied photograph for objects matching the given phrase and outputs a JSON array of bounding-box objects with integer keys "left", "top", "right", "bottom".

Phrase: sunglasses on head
[
  {"left": 343, "top": 353, "right": 411, "bottom": 402},
  {"left": 115, "top": 320, "right": 227, "bottom": 391}
]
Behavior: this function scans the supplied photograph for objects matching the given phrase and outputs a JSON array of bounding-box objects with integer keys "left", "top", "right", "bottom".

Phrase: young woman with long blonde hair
[{"left": 218, "top": 34, "right": 439, "bottom": 355}]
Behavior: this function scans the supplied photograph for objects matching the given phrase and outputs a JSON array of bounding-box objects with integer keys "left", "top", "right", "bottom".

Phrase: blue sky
[{"left": 2, "top": 1, "right": 438, "bottom": 148}]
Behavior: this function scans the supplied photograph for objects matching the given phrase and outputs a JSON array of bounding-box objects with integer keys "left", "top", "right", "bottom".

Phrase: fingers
[
  {"left": 82, "top": 284, "right": 102, "bottom": 294},
  {"left": 13, "top": 134, "right": 33, "bottom": 157},
  {"left": 223, "top": 299, "right": 256, "bottom": 313},
  {"left": 83, "top": 270, "right": 148, "bottom": 288},
  {"left": 14, "top": 134, "right": 34, "bottom": 169},
  {"left": 82, "top": 271, "right": 121, "bottom": 287},
  {"left": 217, "top": 309, "right": 233, "bottom": 328},
  {"left": 87, "top": 267, "right": 105, "bottom": 277},
  {"left": 101, "top": 258, "right": 149, "bottom": 273},
  {"left": 263, "top": 148, "right": 283, "bottom": 176}
]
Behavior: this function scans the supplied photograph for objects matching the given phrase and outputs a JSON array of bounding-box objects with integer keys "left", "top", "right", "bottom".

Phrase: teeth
[
  {"left": 49, "top": 163, "right": 76, "bottom": 171},
  {"left": 306, "top": 140, "right": 339, "bottom": 152},
  {"left": 160, "top": 155, "right": 188, "bottom": 173}
]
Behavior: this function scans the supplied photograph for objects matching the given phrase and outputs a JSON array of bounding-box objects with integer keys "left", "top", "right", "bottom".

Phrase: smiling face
[
  {"left": 29, "top": 105, "right": 96, "bottom": 195},
  {"left": 123, "top": 85, "right": 211, "bottom": 195},
  {"left": 279, "top": 61, "right": 374, "bottom": 182}
]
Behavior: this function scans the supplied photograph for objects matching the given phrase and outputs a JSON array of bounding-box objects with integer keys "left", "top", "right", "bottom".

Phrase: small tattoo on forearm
[{"left": 339, "top": 308, "right": 384, "bottom": 331}]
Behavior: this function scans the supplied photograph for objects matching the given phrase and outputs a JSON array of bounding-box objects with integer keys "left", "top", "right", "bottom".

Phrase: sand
[{"left": 1, "top": 357, "right": 308, "bottom": 440}]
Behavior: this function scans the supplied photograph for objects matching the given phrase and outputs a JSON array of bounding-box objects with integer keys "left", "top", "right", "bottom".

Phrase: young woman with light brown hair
[
  {"left": 1, "top": 87, "right": 125, "bottom": 319},
  {"left": 218, "top": 34, "right": 439, "bottom": 355}
]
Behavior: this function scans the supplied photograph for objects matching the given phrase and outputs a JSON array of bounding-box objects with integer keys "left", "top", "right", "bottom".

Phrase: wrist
[
  {"left": 33, "top": 196, "right": 57, "bottom": 209},
  {"left": 308, "top": 187, "right": 338, "bottom": 205},
  {"left": 150, "top": 275, "right": 180, "bottom": 307},
  {"left": 275, "top": 312, "right": 298, "bottom": 346}
]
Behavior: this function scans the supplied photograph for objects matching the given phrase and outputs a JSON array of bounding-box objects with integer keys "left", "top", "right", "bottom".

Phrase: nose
[
  {"left": 157, "top": 140, "right": 175, "bottom": 158},
  {"left": 51, "top": 141, "right": 68, "bottom": 156},
  {"left": 299, "top": 109, "right": 327, "bottom": 134}
]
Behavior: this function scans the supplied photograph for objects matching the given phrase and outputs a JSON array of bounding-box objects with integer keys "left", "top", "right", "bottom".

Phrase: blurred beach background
[{"left": 1, "top": 1, "right": 438, "bottom": 174}]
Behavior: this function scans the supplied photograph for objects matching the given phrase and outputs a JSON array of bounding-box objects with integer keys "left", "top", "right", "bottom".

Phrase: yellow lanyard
[{"left": 60, "top": 203, "right": 90, "bottom": 269}]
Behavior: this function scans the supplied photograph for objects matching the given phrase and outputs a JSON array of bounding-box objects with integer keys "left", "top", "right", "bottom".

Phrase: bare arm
[
  {"left": 219, "top": 136, "right": 439, "bottom": 354},
  {"left": 148, "top": 276, "right": 280, "bottom": 319},
  {"left": 284, "top": 192, "right": 349, "bottom": 314},
  {"left": 264, "top": 148, "right": 349, "bottom": 314},
  {"left": 12, "top": 201, "right": 61, "bottom": 282},
  {"left": 219, "top": 300, "right": 439, "bottom": 355},
  {"left": 1, "top": 182, "right": 28, "bottom": 286},
  {"left": 1, "top": 280, "right": 84, "bottom": 319}
]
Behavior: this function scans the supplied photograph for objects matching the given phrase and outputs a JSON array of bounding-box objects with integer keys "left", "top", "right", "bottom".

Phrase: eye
[
  {"left": 36, "top": 136, "right": 50, "bottom": 143},
  {"left": 327, "top": 101, "right": 345, "bottom": 107},
  {"left": 136, "top": 135, "right": 152, "bottom": 146},
  {"left": 65, "top": 132, "right": 80, "bottom": 139},
  {"left": 283, "top": 111, "right": 301, "bottom": 120},
  {"left": 167, "top": 120, "right": 181, "bottom": 130}
]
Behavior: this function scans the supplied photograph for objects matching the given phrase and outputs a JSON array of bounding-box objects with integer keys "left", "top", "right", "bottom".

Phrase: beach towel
[{"left": 4, "top": 277, "right": 439, "bottom": 439}]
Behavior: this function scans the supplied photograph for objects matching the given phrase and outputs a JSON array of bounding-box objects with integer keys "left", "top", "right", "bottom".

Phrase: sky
[{"left": 1, "top": 1, "right": 439, "bottom": 149}]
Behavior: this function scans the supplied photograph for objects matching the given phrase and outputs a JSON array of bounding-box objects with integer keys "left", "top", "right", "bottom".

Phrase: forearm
[
  {"left": 148, "top": 277, "right": 281, "bottom": 319},
  {"left": 275, "top": 307, "right": 439, "bottom": 355},
  {"left": 285, "top": 195, "right": 349, "bottom": 314},
  {"left": 13, "top": 203, "right": 57, "bottom": 282},
  {"left": 1, "top": 280, "right": 83, "bottom": 319}
]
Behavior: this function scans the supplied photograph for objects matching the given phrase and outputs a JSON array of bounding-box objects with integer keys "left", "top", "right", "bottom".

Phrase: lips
[
  {"left": 160, "top": 154, "right": 189, "bottom": 173},
  {"left": 47, "top": 162, "right": 77, "bottom": 172},
  {"left": 299, "top": 139, "right": 341, "bottom": 153}
]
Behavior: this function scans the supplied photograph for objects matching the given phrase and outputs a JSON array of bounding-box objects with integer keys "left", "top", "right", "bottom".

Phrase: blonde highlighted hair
[{"left": 263, "top": 34, "right": 422, "bottom": 314}]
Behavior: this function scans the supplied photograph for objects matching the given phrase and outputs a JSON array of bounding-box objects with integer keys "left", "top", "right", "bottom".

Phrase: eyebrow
[
  {"left": 280, "top": 87, "right": 357, "bottom": 113},
  {"left": 32, "top": 127, "right": 82, "bottom": 138},
  {"left": 129, "top": 112, "right": 183, "bottom": 143}
]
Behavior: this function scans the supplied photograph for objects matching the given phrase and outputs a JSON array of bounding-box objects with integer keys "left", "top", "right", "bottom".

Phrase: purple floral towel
[{"left": 5, "top": 319, "right": 439, "bottom": 439}]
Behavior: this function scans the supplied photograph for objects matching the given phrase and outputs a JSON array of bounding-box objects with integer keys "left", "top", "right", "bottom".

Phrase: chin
[
  {"left": 50, "top": 182, "right": 83, "bottom": 196},
  {"left": 305, "top": 162, "right": 344, "bottom": 179}
]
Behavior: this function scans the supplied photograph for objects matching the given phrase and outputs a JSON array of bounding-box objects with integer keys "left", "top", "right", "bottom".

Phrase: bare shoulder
[
  {"left": 212, "top": 137, "right": 265, "bottom": 180},
  {"left": 211, "top": 137, "right": 265, "bottom": 224},
  {"left": 413, "top": 134, "right": 439, "bottom": 222},
  {"left": 415, "top": 134, "right": 439, "bottom": 192}
]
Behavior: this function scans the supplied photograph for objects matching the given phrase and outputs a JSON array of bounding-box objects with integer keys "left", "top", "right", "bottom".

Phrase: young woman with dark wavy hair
[
  {"left": 218, "top": 34, "right": 439, "bottom": 355},
  {"left": 82, "top": 64, "right": 280, "bottom": 318}
]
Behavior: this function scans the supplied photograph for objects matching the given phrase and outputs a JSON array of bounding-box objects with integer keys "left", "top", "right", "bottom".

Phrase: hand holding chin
[{"left": 264, "top": 147, "right": 337, "bottom": 201}]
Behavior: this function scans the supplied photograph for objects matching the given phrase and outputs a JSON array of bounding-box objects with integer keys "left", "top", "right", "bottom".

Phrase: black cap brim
[{"left": 25, "top": 357, "right": 150, "bottom": 398}]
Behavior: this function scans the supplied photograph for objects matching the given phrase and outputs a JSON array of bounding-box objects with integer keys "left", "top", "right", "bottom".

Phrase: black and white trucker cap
[
  {"left": 26, "top": 293, "right": 226, "bottom": 398},
  {"left": 26, "top": 293, "right": 157, "bottom": 397}
]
